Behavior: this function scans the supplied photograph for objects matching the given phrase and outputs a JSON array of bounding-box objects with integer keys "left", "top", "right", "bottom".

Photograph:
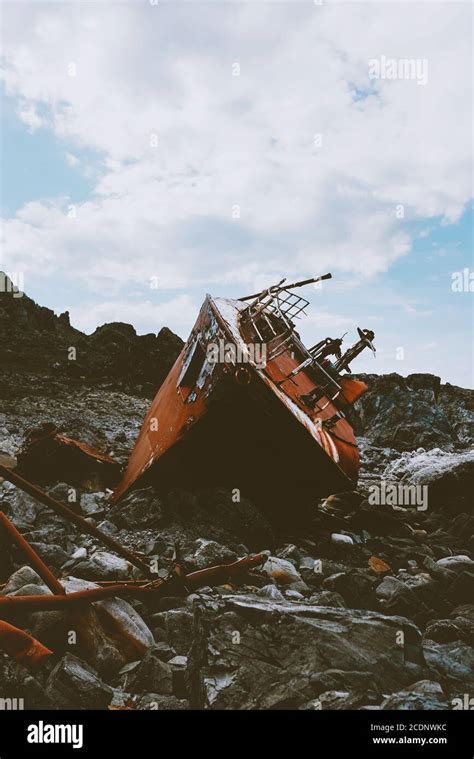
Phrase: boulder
[
  {"left": 185, "top": 539, "right": 237, "bottom": 571},
  {"left": 45, "top": 654, "right": 113, "bottom": 709},
  {"left": 186, "top": 595, "right": 425, "bottom": 709},
  {"left": 423, "top": 640, "right": 474, "bottom": 692},
  {"left": 121, "top": 646, "right": 173, "bottom": 695},
  {"left": 351, "top": 374, "right": 455, "bottom": 450},
  {"left": 72, "top": 551, "right": 132, "bottom": 581},
  {"left": 153, "top": 608, "right": 194, "bottom": 655},
  {"left": 261, "top": 556, "right": 303, "bottom": 586},
  {"left": 2, "top": 489, "right": 39, "bottom": 528},
  {"left": 108, "top": 488, "right": 163, "bottom": 529},
  {"left": 2, "top": 565, "right": 46, "bottom": 594},
  {"left": 385, "top": 449, "right": 474, "bottom": 513},
  {"left": 379, "top": 679, "right": 448, "bottom": 710}
]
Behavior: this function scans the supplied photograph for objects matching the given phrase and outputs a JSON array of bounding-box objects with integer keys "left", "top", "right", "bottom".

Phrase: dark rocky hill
[
  {"left": 351, "top": 373, "right": 474, "bottom": 451},
  {"left": 0, "top": 272, "right": 183, "bottom": 397}
]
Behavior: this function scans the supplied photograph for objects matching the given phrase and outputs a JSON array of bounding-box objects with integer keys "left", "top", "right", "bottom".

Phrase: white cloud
[
  {"left": 15, "top": 99, "right": 44, "bottom": 131},
  {"left": 65, "top": 152, "right": 79, "bottom": 167},
  {"left": 68, "top": 293, "right": 197, "bottom": 336},
  {"left": 0, "top": 1, "right": 472, "bottom": 297}
]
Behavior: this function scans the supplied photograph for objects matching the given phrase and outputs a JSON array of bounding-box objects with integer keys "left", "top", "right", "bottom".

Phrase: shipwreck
[{"left": 112, "top": 274, "right": 376, "bottom": 523}]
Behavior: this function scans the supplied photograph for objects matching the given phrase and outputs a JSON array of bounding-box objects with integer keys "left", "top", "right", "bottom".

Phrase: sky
[{"left": 0, "top": 0, "right": 473, "bottom": 387}]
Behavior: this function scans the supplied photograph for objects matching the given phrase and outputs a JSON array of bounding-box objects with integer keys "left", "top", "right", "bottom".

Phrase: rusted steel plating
[
  {"left": 0, "top": 553, "right": 268, "bottom": 612},
  {"left": 0, "top": 619, "right": 53, "bottom": 669},
  {"left": 0, "top": 464, "right": 152, "bottom": 578},
  {"left": 0, "top": 510, "right": 65, "bottom": 595}
]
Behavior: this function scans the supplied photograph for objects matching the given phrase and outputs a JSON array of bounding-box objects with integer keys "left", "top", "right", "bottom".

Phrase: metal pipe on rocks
[
  {"left": 0, "top": 511, "right": 66, "bottom": 595},
  {"left": 0, "top": 464, "right": 153, "bottom": 578},
  {"left": 0, "top": 553, "right": 269, "bottom": 612},
  {"left": 0, "top": 619, "right": 53, "bottom": 669}
]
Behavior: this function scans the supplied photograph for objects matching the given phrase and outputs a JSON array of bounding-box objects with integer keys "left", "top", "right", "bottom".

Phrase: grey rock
[
  {"left": 122, "top": 646, "right": 173, "bottom": 695},
  {"left": 96, "top": 519, "right": 119, "bottom": 536},
  {"left": 154, "top": 596, "right": 186, "bottom": 612},
  {"left": 262, "top": 556, "right": 303, "bottom": 586},
  {"left": 186, "top": 538, "right": 237, "bottom": 571},
  {"left": 72, "top": 551, "right": 132, "bottom": 580},
  {"left": 3, "top": 576, "right": 66, "bottom": 645},
  {"left": 47, "top": 483, "right": 82, "bottom": 514},
  {"left": 187, "top": 595, "right": 424, "bottom": 710},
  {"left": 33, "top": 511, "right": 76, "bottom": 542},
  {"left": 45, "top": 654, "right": 113, "bottom": 709},
  {"left": 109, "top": 488, "right": 162, "bottom": 529},
  {"left": 80, "top": 492, "right": 106, "bottom": 517},
  {"left": 385, "top": 448, "right": 474, "bottom": 512},
  {"left": 63, "top": 605, "right": 129, "bottom": 677},
  {"left": 3, "top": 490, "right": 39, "bottom": 527},
  {"left": 3, "top": 565, "right": 46, "bottom": 594},
  {"left": 168, "top": 655, "right": 188, "bottom": 698},
  {"left": 299, "top": 556, "right": 316, "bottom": 571},
  {"left": 331, "top": 533, "right": 354, "bottom": 546},
  {"left": 307, "top": 591, "right": 346, "bottom": 608},
  {"left": 135, "top": 694, "right": 189, "bottom": 710},
  {"left": 158, "top": 608, "right": 194, "bottom": 656},
  {"left": 9, "top": 583, "right": 52, "bottom": 598},
  {"left": 379, "top": 679, "right": 448, "bottom": 710},
  {"left": 72, "top": 547, "right": 87, "bottom": 560},
  {"left": 108, "top": 688, "right": 134, "bottom": 709},
  {"left": 28, "top": 542, "right": 69, "bottom": 570},
  {"left": 0, "top": 657, "right": 53, "bottom": 709},
  {"left": 185, "top": 593, "right": 202, "bottom": 607},
  {"left": 257, "top": 584, "right": 285, "bottom": 601},
  {"left": 351, "top": 373, "right": 461, "bottom": 450},
  {"left": 285, "top": 589, "right": 305, "bottom": 601},
  {"left": 301, "top": 690, "right": 367, "bottom": 710},
  {"left": 59, "top": 576, "right": 154, "bottom": 667},
  {"left": 96, "top": 596, "right": 155, "bottom": 653},
  {"left": 423, "top": 640, "right": 474, "bottom": 689},
  {"left": 376, "top": 576, "right": 422, "bottom": 616},
  {"left": 323, "top": 570, "right": 377, "bottom": 610},
  {"left": 276, "top": 544, "right": 301, "bottom": 564},
  {"left": 424, "top": 616, "right": 474, "bottom": 645},
  {"left": 136, "top": 639, "right": 175, "bottom": 662},
  {"left": 437, "top": 555, "right": 474, "bottom": 572}
]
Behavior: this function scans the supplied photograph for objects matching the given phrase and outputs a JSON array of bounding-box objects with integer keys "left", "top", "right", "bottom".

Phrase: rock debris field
[{"left": 0, "top": 287, "right": 473, "bottom": 710}]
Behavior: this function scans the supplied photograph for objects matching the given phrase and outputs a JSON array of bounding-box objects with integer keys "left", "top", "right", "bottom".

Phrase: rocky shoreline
[{"left": 1, "top": 285, "right": 473, "bottom": 711}]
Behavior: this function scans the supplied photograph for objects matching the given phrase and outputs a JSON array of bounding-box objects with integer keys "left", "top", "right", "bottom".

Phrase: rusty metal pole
[
  {"left": 0, "top": 553, "right": 268, "bottom": 612},
  {"left": 0, "top": 465, "right": 153, "bottom": 578},
  {"left": 0, "top": 619, "right": 53, "bottom": 669},
  {"left": 0, "top": 511, "right": 66, "bottom": 595}
]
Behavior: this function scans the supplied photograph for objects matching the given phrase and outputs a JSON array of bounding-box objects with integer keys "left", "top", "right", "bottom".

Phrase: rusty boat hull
[{"left": 112, "top": 279, "right": 372, "bottom": 524}]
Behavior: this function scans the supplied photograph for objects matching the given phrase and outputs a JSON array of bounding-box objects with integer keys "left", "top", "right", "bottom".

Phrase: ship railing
[{"left": 243, "top": 288, "right": 310, "bottom": 343}]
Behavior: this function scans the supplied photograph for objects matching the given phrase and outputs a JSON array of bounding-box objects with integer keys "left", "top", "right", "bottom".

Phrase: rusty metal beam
[
  {"left": 0, "top": 553, "right": 267, "bottom": 612},
  {"left": 0, "top": 619, "right": 53, "bottom": 669},
  {"left": 0, "top": 511, "right": 66, "bottom": 595},
  {"left": 0, "top": 464, "right": 152, "bottom": 578}
]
